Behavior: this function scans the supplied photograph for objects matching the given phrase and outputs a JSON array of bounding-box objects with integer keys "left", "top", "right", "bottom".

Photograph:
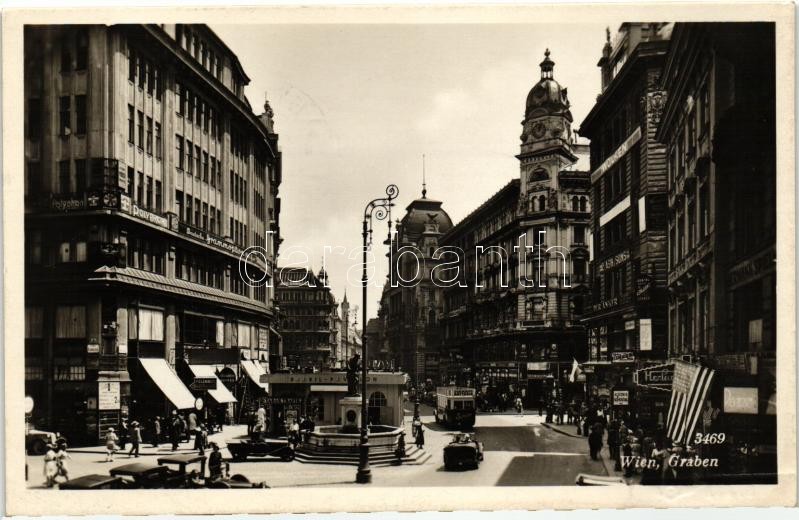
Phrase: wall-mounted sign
[
  {"left": 131, "top": 204, "right": 169, "bottom": 228},
  {"left": 636, "top": 364, "right": 674, "bottom": 387},
  {"left": 625, "top": 320, "right": 636, "bottom": 331},
  {"left": 51, "top": 195, "right": 86, "bottom": 211},
  {"left": 591, "top": 127, "right": 642, "bottom": 183},
  {"left": 612, "top": 389, "right": 630, "bottom": 406},
  {"left": 611, "top": 351, "right": 635, "bottom": 363},
  {"left": 597, "top": 250, "right": 630, "bottom": 274},
  {"left": 98, "top": 381, "right": 120, "bottom": 410},
  {"left": 190, "top": 377, "right": 217, "bottom": 391},
  {"left": 639, "top": 318, "right": 653, "bottom": 351},
  {"left": 723, "top": 386, "right": 758, "bottom": 414},
  {"left": 87, "top": 343, "right": 100, "bottom": 354}
]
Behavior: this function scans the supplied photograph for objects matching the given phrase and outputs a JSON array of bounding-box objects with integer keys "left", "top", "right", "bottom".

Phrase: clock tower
[{"left": 518, "top": 49, "right": 579, "bottom": 205}]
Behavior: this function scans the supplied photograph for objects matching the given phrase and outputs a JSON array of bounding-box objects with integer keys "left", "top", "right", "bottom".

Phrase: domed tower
[{"left": 517, "top": 49, "right": 580, "bottom": 208}]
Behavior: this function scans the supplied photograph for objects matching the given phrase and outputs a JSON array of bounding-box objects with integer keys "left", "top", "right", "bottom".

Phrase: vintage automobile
[
  {"left": 574, "top": 473, "right": 627, "bottom": 486},
  {"left": 226, "top": 438, "right": 295, "bottom": 462},
  {"left": 157, "top": 454, "right": 207, "bottom": 488},
  {"left": 26, "top": 428, "right": 58, "bottom": 455},
  {"left": 109, "top": 462, "right": 169, "bottom": 489},
  {"left": 59, "top": 474, "right": 124, "bottom": 490},
  {"left": 443, "top": 433, "right": 484, "bottom": 470}
]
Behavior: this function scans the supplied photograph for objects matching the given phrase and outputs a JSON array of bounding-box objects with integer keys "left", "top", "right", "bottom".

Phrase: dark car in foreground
[
  {"left": 226, "top": 438, "right": 295, "bottom": 462},
  {"left": 443, "top": 434, "right": 484, "bottom": 470}
]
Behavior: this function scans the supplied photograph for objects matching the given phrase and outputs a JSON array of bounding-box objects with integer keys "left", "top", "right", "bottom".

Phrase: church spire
[{"left": 540, "top": 48, "right": 555, "bottom": 79}]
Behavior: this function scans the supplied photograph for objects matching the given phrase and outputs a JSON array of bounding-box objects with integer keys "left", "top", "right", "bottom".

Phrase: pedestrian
[
  {"left": 128, "top": 420, "right": 142, "bottom": 457},
  {"left": 622, "top": 434, "right": 635, "bottom": 478},
  {"left": 607, "top": 420, "right": 620, "bottom": 463},
  {"left": 104, "top": 427, "right": 119, "bottom": 462},
  {"left": 515, "top": 396, "right": 523, "bottom": 416},
  {"left": 195, "top": 423, "right": 207, "bottom": 455},
  {"left": 170, "top": 411, "right": 181, "bottom": 451},
  {"left": 188, "top": 411, "right": 198, "bottom": 437},
  {"left": 118, "top": 418, "right": 129, "bottom": 451},
  {"left": 208, "top": 442, "right": 223, "bottom": 480},
  {"left": 43, "top": 443, "right": 58, "bottom": 487},
  {"left": 538, "top": 398, "right": 544, "bottom": 417},
  {"left": 54, "top": 441, "right": 71, "bottom": 483},
  {"left": 152, "top": 416, "right": 162, "bottom": 448},
  {"left": 415, "top": 423, "right": 425, "bottom": 449},
  {"left": 412, "top": 415, "right": 422, "bottom": 438},
  {"left": 588, "top": 424, "right": 603, "bottom": 460},
  {"left": 181, "top": 415, "right": 189, "bottom": 442}
]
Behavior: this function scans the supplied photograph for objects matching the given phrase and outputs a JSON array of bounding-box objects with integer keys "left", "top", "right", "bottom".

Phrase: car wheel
[
  {"left": 30, "top": 439, "right": 47, "bottom": 455},
  {"left": 281, "top": 451, "right": 295, "bottom": 462}
]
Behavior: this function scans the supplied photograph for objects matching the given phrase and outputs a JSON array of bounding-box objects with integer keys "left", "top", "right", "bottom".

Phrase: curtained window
[
  {"left": 137, "top": 308, "right": 164, "bottom": 341},
  {"left": 55, "top": 305, "right": 86, "bottom": 338},
  {"left": 25, "top": 307, "right": 44, "bottom": 338}
]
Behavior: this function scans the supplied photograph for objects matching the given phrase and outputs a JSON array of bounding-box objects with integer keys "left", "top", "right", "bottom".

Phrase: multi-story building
[
  {"left": 275, "top": 267, "right": 338, "bottom": 370},
  {"left": 438, "top": 50, "right": 591, "bottom": 405},
  {"left": 656, "top": 23, "right": 776, "bottom": 479},
  {"left": 381, "top": 189, "right": 453, "bottom": 385},
  {"left": 24, "top": 24, "right": 282, "bottom": 442},
  {"left": 578, "top": 23, "right": 671, "bottom": 424}
]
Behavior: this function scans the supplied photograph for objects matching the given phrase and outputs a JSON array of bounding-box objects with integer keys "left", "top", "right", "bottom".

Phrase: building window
[
  {"left": 75, "top": 159, "right": 86, "bottom": 193},
  {"left": 146, "top": 116, "right": 153, "bottom": 154},
  {"left": 127, "top": 167, "right": 134, "bottom": 197},
  {"left": 27, "top": 98, "right": 42, "bottom": 140},
  {"left": 128, "top": 48, "right": 136, "bottom": 82},
  {"left": 74, "top": 94, "right": 87, "bottom": 135},
  {"left": 146, "top": 176, "right": 153, "bottom": 209},
  {"left": 186, "top": 197, "right": 193, "bottom": 225},
  {"left": 175, "top": 190, "right": 184, "bottom": 221},
  {"left": 155, "top": 122, "right": 162, "bottom": 159},
  {"left": 60, "top": 37, "right": 71, "bottom": 72},
  {"left": 699, "top": 183, "right": 708, "bottom": 239},
  {"left": 210, "top": 156, "right": 216, "bottom": 187},
  {"left": 137, "top": 308, "right": 165, "bottom": 342},
  {"left": 194, "top": 197, "right": 201, "bottom": 227},
  {"left": 137, "top": 110, "right": 144, "bottom": 148},
  {"left": 202, "top": 202, "right": 208, "bottom": 230},
  {"left": 538, "top": 195, "right": 546, "bottom": 212},
  {"left": 154, "top": 68, "right": 162, "bottom": 101},
  {"left": 176, "top": 83, "right": 185, "bottom": 116},
  {"left": 55, "top": 305, "right": 86, "bottom": 338},
  {"left": 137, "top": 56, "right": 145, "bottom": 89},
  {"left": 59, "top": 96, "right": 71, "bottom": 136},
  {"left": 176, "top": 135, "right": 184, "bottom": 169},
  {"left": 137, "top": 171, "right": 144, "bottom": 205},
  {"left": 75, "top": 28, "right": 88, "bottom": 71},
  {"left": 188, "top": 92, "right": 195, "bottom": 124},
  {"left": 155, "top": 180, "right": 162, "bottom": 211},
  {"left": 195, "top": 145, "right": 201, "bottom": 177},
  {"left": 574, "top": 224, "right": 585, "bottom": 245},
  {"left": 128, "top": 105, "right": 135, "bottom": 144},
  {"left": 579, "top": 196, "right": 587, "bottom": 212},
  {"left": 58, "top": 160, "right": 70, "bottom": 193},
  {"left": 25, "top": 306, "right": 44, "bottom": 339}
]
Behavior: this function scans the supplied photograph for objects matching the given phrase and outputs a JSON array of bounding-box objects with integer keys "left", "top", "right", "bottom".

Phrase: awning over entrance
[
  {"left": 139, "top": 358, "right": 196, "bottom": 410},
  {"left": 241, "top": 360, "right": 269, "bottom": 392},
  {"left": 188, "top": 365, "right": 237, "bottom": 404},
  {"left": 310, "top": 384, "right": 348, "bottom": 393}
]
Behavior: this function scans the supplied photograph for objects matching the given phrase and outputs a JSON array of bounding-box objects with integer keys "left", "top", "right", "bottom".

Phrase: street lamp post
[{"left": 356, "top": 184, "right": 398, "bottom": 484}]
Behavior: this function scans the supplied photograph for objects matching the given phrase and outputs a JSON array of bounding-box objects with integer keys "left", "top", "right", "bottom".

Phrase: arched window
[
  {"left": 579, "top": 196, "right": 587, "bottom": 212},
  {"left": 368, "top": 391, "right": 387, "bottom": 425},
  {"left": 572, "top": 196, "right": 579, "bottom": 211},
  {"left": 368, "top": 391, "right": 387, "bottom": 407},
  {"left": 538, "top": 195, "right": 547, "bottom": 212}
]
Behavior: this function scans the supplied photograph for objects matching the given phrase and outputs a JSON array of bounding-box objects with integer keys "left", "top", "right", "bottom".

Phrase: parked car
[
  {"left": 26, "top": 429, "right": 57, "bottom": 455},
  {"left": 109, "top": 462, "right": 169, "bottom": 489},
  {"left": 59, "top": 474, "right": 124, "bottom": 490},
  {"left": 226, "top": 438, "right": 295, "bottom": 462},
  {"left": 443, "top": 433, "right": 484, "bottom": 470},
  {"left": 157, "top": 454, "right": 207, "bottom": 488}
]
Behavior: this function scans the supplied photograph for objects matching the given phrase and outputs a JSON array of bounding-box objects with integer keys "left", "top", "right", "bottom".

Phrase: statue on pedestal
[{"left": 346, "top": 353, "right": 361, "bottom": 396}]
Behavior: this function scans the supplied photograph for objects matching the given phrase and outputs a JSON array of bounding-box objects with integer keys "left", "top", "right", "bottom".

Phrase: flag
[
  {"left": 665, "top": 360, "right": 715, "bottom": 445},
  {"left": 569, "top": 358, "right": 580, "bottom": 383}
]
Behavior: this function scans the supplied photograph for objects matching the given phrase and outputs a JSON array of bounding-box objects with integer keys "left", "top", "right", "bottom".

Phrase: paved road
[{"left": 27, "top": 403, "right": 609, "bottom": 488}]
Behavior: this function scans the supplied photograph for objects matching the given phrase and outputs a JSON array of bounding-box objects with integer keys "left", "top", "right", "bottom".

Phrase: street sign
[
  {"left": 612, "top": 390, "right": 630, "bottom": 406},
  {"left": 190, "top": 377, "right": 217, "bottom": 391}
]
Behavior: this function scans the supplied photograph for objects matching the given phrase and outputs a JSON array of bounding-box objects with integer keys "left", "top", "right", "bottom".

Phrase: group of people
[
  {"left": 103, "top": 410, "right": 213, "bottom": 462},
  {"left": 42, "top": 436, "right": 70, "bottom": 487}
]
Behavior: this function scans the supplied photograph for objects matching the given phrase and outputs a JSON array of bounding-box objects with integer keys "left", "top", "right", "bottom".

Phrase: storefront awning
[
  {"left": 139, "top": 358, "right": 196, "bottom": 410},
  {"left": 241, "top": 360, "right": 269, "bottom": 392},
  {"left": 188, "top": 365, "right": 237, "bottom": 404},
  {"left": 310, "top": 384, "right": 348, "bottom": 393}
]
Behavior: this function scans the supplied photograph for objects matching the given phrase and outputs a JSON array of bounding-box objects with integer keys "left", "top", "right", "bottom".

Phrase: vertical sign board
[
  {"left": 723, "top": 387, "right": 758, "bottom": 414},
  {"left": 612, "top": 390, "right": 630, "bottom": 406},
  {"left": 98, "top": 381, "right": 120, "bottom": 410},
  {"left": 639, "top": 318, "right": 653, "bottom": 351}
]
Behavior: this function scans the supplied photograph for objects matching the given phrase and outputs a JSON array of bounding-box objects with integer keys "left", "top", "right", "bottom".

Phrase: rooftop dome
[
  {"left": 397, "top": 193, "right": 453, "bottom": 245},
  {"left": 525, "top": 49, "right": 573, "bottom": 121}
]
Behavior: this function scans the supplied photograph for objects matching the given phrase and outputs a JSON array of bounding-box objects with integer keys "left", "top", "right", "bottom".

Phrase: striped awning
[
  {"left": 241, "top": 360, "right": 269, "bottom": 392},
  {"left": 188, "top": 365, "right": 237, "bottom": 404},
  {"left": 139, "top": 358, "right": 196, "bottom": 410}
]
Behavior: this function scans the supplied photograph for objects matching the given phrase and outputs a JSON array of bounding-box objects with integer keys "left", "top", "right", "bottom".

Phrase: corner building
[
  {"left": 578, "top": 24, "right": 671, "bottom": 425},
  {"left": 438, "top": 51, "right": 590, "bottom": 405},
  {"left": 24, "top": 24, "right": 281, "bottom": 443}
]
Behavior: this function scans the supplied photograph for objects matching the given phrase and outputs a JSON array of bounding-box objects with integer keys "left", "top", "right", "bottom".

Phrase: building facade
[
  {"left": 438, "top": 51, "right": 591, "bottom": 405},
  {"left": 275, "top": 267, "right": 338, "bottom": 371},
  {"left": 656, "top": 23, "right": 776, "bottom": 479},
  {"left": 24, "top": 24, "right": 281, "bottom": 443},
  {"left": 578, "top": 23, "right": 671, "bottom": 425},
  {"left": 381, "top": 190, "right": 453, "bottom": 385}
]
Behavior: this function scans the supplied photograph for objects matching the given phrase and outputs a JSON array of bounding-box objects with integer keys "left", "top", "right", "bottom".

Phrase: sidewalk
[
  {"left": 69, "top": 425, "right": 249, "bottom": 457},
  {"left": 540, "top": 421, "right": 641, "bottom": 484}
]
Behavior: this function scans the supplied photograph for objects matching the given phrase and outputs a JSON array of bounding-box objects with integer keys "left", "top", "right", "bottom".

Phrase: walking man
[
  {"left": 415, "top": 423, "right": 425, "bottom": 449},
  {"left": 128, "top": 420, "right": 142, "bottom": 457}
]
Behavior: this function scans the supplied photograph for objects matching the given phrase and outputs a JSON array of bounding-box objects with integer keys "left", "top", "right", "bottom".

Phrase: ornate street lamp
[{"left": 356, "top": 184, "right": 398, "bottom": 484}]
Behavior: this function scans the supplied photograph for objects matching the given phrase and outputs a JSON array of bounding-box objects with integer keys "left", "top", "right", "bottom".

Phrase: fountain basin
[{"left": 303, "top": 424, "right": 404, "bottom": 454}]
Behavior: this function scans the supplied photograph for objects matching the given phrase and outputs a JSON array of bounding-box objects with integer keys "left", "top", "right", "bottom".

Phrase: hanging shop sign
[
  {"left": 98, "top": 381, "right": 121, "bottom": 410},
  {"left": 612, "top": 389, "right": 630, "bottom": 406},
  {"left": 639, "top": 318, "right": 653, "bottom": 351},
  {"left": 190, "top": 377, "right": 217, "bottom": 391}
]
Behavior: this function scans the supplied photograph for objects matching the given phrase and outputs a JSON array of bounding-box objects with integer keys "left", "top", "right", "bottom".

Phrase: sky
[{"left": 211, "top": 22, "right": 621, "bottom": 321}]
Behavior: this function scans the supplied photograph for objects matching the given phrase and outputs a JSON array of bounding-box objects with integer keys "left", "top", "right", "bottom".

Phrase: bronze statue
[{"left": 346, "top": 353, "right": 361, "bottom": 396}]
